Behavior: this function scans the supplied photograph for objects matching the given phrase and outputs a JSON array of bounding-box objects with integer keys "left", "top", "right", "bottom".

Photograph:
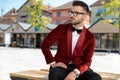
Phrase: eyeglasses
[{"left": 68, "top": 11, "right": 85, "bottom": 17}]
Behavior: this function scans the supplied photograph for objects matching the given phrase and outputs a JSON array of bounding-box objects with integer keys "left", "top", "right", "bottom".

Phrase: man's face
[{"left": 68, "top": 6, "right": 86, "bottom": 25}]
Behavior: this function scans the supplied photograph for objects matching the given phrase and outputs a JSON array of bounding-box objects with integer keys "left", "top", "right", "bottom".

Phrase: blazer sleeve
[
  {"left": 77, "top": 36, "right": 95, "bottom": 74},
  {"left": 41, "top": 24, "right": 63, "bottom": 64}
]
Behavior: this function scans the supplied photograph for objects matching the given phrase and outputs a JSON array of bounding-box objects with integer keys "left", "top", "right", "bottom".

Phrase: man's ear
[
  {"left": 84, "top": 11, "right": 90, "bottom": 20},
  {"left": 83, "top": 14, "right": 88, "bottom": 21},
  {"left": 83, "top": 13, "right": 90, "bottom": 24}
]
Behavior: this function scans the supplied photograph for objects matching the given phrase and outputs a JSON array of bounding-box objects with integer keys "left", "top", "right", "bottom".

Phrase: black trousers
[{"left": 49, "top": 64, "right": 101, "bottom": 80}]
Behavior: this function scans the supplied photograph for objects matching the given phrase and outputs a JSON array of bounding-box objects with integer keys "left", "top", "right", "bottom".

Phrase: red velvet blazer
[{"left": 41, "top": 23, "right": 95, "bottom": 74}]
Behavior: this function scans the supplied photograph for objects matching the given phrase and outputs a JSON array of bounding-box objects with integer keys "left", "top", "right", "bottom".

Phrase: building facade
[
  {"left": 17, "top": 0, "right": 53, "bottom": 23},
  {"left": 52, "top": 1, "right": 91, "bottom": 25},
  {"left": 89, "top": 19, "right": 119, "bottom": 52},
  {"left": 90, "top": 0, "right": 114, "bottom": 24},
  {"left": 0, "top": 8, "right": 18, "bottom": 25},
  {"left": 0, "top": 0, "right": 54, "bottom": 48},
  {"left": 90, "top": 0, "right": 119, "bottom": 52}
]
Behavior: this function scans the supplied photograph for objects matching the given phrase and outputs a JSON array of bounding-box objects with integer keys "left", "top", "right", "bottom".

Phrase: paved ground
[
  {"left": 0, "top": 47, "right": 120, "bottom": 80},
  {"left": 0, "top": 47, "right": 50, "bottom": 80}
]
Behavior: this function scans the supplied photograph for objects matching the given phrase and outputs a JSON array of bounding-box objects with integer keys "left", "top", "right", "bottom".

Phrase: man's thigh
[
  {"left": 77, "top": 70, "right": 101, "bottom": 80},
  {"left": 49, "top": 66, "right": 68, "bottom": 80}
]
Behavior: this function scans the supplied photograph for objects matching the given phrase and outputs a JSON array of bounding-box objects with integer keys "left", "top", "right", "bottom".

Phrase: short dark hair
[{"left": 72, "top": 0, "right": 89, "bottom": 13}]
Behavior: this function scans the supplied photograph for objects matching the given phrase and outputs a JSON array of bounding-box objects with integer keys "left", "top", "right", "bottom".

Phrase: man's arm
[
  {"left": 41, "top": 24, "right": 63, "bottom": 64},
  {"left": 77, "top": 36, "right": 95, "bottom": 74}
]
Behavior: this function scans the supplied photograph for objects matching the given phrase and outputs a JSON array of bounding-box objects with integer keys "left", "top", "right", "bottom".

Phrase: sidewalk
[
  {"left": 0, "top": 47, "right": 49, "bottom": 80},
  {"left": 0, "top": 47, "right": 120, "bottom": 80}
]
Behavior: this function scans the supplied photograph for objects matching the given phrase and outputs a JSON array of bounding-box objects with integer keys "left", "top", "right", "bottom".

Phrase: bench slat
[
  {"left": 10, "top": 69, "right": 120, "bottom": 80},
  {"left": 10, "top": 70, "right": 48, "bottom": 80}
]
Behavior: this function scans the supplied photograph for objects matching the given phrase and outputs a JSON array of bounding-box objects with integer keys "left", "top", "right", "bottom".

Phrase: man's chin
[
  {"left": 70, "top": 20, "right": 81, "bottom": 25},
  {"left": 70, "top": 21, "right": 75, "bottom": 24},
  {"left": 71, "top": 22, "right": 77, "bottom": 25}
]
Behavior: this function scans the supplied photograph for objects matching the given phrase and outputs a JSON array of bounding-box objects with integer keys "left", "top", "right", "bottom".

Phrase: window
[
  {"left": 56, "top": 21, "right": 61, "bottom": 25},
  {"left": 21, "top": 12, "right": 27, "bottom": 18},
  {"left": 57, "top": 12, "right": 61, "bottom": 17},
  {"left": 96, "top": 8, "right": 104, "bottom": 16}
]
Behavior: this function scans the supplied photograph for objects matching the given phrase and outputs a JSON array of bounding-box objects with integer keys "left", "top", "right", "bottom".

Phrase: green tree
[
  {"left": 102, "top": 0, "right": 120, "bottom": 27},
  {"left": 24, "top": 0, "right": 49, "bottom": 48},
  {"left": 24, "top": 0, "right": 49, "bottom": 30},
  {"left": 102, "top": 0, "right": 120, "bottom": 54}
]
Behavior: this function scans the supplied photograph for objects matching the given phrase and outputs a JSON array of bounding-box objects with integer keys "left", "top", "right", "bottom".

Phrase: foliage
[
  {"left": 24, "top": 0, "right": 49, "bottom": 30},
  {"left": 101, "top": 0, "right": 120, "bottom": 27},
  {"left": 102, "top": 0, "right": 120, "bottom": 54}
]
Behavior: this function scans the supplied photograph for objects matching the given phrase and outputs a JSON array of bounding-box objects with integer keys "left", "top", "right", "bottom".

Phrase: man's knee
[
  {"left": 89, "top": 72, "right": 101, "bottom": 80},
  {"left": 49, "top": 66, "right": 67, "bottom": 80},
  {"left": 80, "top": 71, "right": 102, "bottom": 80}
]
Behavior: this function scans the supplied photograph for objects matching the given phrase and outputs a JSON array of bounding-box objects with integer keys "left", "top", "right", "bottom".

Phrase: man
[{"left": 41, "top": 1, "right": 101, "bottom": 80}]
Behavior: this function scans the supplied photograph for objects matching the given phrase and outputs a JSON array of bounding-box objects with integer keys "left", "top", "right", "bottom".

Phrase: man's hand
[
  {"left": 50, "top": 62, "right": 67, "bottom": 68},
  {"left": 64, "top": 71, "right": 76, "bottom": 80}
]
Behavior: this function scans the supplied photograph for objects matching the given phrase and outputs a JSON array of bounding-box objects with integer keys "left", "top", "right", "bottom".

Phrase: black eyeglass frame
[{"left": 68, "top": 11, "right": 85, "bottom": 17}]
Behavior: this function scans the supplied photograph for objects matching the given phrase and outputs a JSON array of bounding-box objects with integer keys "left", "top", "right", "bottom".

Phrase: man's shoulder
[
  {"left": 86, "top": 28, "right": 95, "bottom": 39},
  {"left": 51, "top": 23, "right": 71, "bottom": 33},
  {"left": 55, "top": 23, "right": 71, "bottom": 29},
  {"left": 58, "top": 23, "right": 71, "bottom": 27}
]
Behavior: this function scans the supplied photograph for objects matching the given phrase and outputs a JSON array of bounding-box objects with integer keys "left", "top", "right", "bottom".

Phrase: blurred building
[
  {"left": 17, "top": 0, "right": 53, "bottom": 23},
  {"left": 90, "top": 0, "right": 119, "bottom": 52},
  {"left": 0, "top": 0, "right": 119, "bottom": 52},
  {"left": 90, "top": 0, "right": 111, "bottom": 24},
  {"left": 51, "top": 1, "right": 91, "bottom": 27},
  {"left": 0, "top": 8, "right": 18, "bottom": 25},
  {"left": 0, "top": 0, "right": 55, "bottom": 48},
  {"left": 89, "top": 18, "right": 119, "bottom": 52}
]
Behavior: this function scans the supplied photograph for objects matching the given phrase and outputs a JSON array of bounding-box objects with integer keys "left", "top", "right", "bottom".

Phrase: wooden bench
[
  {"left": 10, "top": 69, "right": 120, "bottom": 80},
  {"left": 98, "top": 72, "right": 120, "bottom": 80},
  {"left": 10, "top": 70, "right": 49, "bottom": 80}
]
